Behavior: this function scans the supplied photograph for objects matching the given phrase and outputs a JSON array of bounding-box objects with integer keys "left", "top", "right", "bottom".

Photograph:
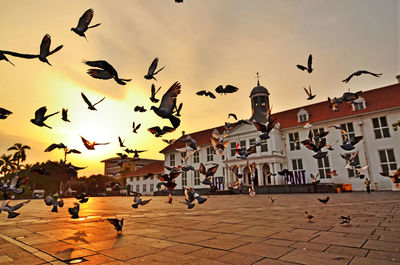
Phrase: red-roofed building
[{"left": 160, "top": 79, "right": 400, "bottom": 192}]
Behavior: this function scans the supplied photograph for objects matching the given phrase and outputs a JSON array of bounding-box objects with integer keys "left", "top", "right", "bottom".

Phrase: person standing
[{"left": 364, "top": 178, "right": 371, "bottom": 193}]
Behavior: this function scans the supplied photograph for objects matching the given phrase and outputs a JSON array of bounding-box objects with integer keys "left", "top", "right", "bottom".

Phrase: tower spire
[{"left": 256, "top": 72, "right": 260, "bottom": 86}]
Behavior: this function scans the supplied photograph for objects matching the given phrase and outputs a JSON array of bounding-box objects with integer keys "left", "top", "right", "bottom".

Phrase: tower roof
[{"left": 250, "top": 73, "right": 269, "bottom": 97}]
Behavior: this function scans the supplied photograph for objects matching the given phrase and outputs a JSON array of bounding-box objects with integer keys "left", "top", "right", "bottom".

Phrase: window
[
  {"left": 181, "top": 151, "right": 187, "bottom": 163},
  {"left": 136, "top": 184, "right": 140, "bottom": 192},
  {"left": 136, "top": 176, "right": 140, "bottom": 181},
  {"left": 194, "top": 170, "right": 200, "bottom": 185},
  {"left": 249, "top": 138, "right": 256, "bottom": 147},
  {"left": 207, "top": 147, "right": 215, "bottom": 162},
  {"left": 373, "top": 117, "right": 390, "bottom": 139},
  {"left": 317, "top": 156, "right": 331, "bottom": 179},
  {"left": 289, "top": 132, "right": 300, "bottom": 150},
  {"left": 341, "top": 123, "right": 355, "bottom": 143},
  {"left": 150, "top": 183, "right": 154, "bottom": 192},
  {"left": 299, "top": 114, "right": 308, "bottom": 122},
  {"left": 261, "top": 140, "right": 268, "bottom": 152},
  {"left": 181, "top": 171, "right": 187, "bottom": 186},
  {"left": 193, "top": 151, "right": 199, "bottom": 163},
  {"left": 150, "top": 176, "right": 154, "bottom": 180},
  {"left": 292, "top": 159, "right": 303, "bottom": 170},
  {"left": 297, "top": 108, "right": 309, "bottom": 123},
  {"left": 313, "top": 128, "right": 324, "bottom": 136},
  {"left": 353, "top": 102, "right": 365, "bottom": 111},
  {"left": 346, "top": 152, "right": 360, "bottom": 178},
  {"left": 143, "top": 184, "right": 146, "bottom": 192},
  {"left": 240, "top": 140, "right": 246, "bottom": 152},
  {"left": 379, "top": 149, "right": 397, "bottom": 174},
  {"left": 230, "top": 142, "right": 237, "bottom": 157},
  {"left": 130, "top": 177, "right": 133, "bottom": 181},
  {"left": 169, "top": 154, "right": 175, "bottom": 166}
]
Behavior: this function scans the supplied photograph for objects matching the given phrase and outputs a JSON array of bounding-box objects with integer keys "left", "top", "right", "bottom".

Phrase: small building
[
  {"left": 101, "top": 157, "right": 161, "bottom": 181},
  {"left": 123, "top": 160, "right": 165, "bottom": 195}
]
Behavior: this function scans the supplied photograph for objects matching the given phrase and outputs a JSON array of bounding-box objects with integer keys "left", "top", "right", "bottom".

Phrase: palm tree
[
  {"left": 0, "top": 154, "right": 17, "bottom": 176},
  {"left": 8, "top": 143, "right": 31, "bottom": 171}
]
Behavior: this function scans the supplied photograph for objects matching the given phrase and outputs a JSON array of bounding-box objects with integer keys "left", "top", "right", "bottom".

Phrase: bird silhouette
[
  {"left": 0, "top": 50, "right": 36, "bottom": 66},
  {"left": 68, "top": 202, "right": 80, "bottom": 219},
  {"left": 37, "top": 34, "right": 63, "bottom": 66},
  {"left": 118, "top": 137, "right": 126, "bottom": 148},
  {"left": 297, "top": 54, "right": 313, "bottom": 73},
  {"left": 144, "top": 57, "right": 165, "bottom": 81},
  {"left": 318, "top": 196, "right": 330, "bottom": 204},
  {"left": 1, "top": 200, "right": 30, "bottom": 218},
  {"left": 196, "top": 90, "right": 216, "bottom": 99},
  {"left": 80, "top": 136, "right": 110, "bottom": 150},
  {"left": 305, "top": 210, "right": 314, "bottom": 222},
  {"left": 199, "top": 163, "right": 219, "bottom": 192},
  {"left": 44, "top": 143, "right": 67, "bottom": 152},
  {"left": 150, "top": 81, "right": 181, "bottom": 128},
  {"left": 150, "top": 84, "right": 161, "bottom": 103},
  {"left": 215, "top": 85, "right": 239, "bottom": 95},
  {"left": 303, "top": 85, "right": 316, "bottom": 100},
  {"left": 340, "top": 216, "right": 351, "bottom": 224},
  {"left": 134, "top": 106, "right": 146, "bottom": 112},
  {"left": 61, "top": 108, "right": 70, "bottom": 122},
  {"left": 0, "top": 108, "right": 12, "bottom": 119},
  {"left": 44, "top": 194, "right": 64, "bottom": 212},
  {"left": 173, "top": 102, "right": 183, "bottom": 117},
  {"left": 228, "top": 113, "right": 237, "bottom": 120},
  {"left": 132, "top": 122, "right": 141, "bottom": 133},
  {"left": 81, "top": 92, "right": 105, "bottom": 111},
  {"left": 71, "top": 8, "right": 101, "bottom": 40},
  {"left": 107, "top": 218, "right": 124, "bottom": 234},
  {"left": 84, "top": 60, "right": 131, "bottom": 85},
  {"left": 30, "top": 106, "right": 59, "bottom": 129},
  {"left": 342, "top": 70, "right": 382, "bottom": 83}
]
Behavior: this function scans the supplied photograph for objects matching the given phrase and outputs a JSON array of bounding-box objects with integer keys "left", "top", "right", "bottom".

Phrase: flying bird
[
  {"left": 318, "top": 196, "right": 330, "bottom": 204},
  {"left": 132, "top": 193, "right": 152, "bottom": 208},
  {"left": 30, "top": 106, "right": 59, "bottom": 129},
  {"left": 342, "top": 70, "right": 382, "bottom": 83},
  {"left": 311, "top": 173, "right": 320, "bottom": 183},
  {"left": 132, "top": 122, "right": 141, "bottom": 133},
  {"left": 380, "top": 168, "right": 400, "bottom": 184},
  {"left": 132, "top": 149, "right": 147, "bottom": 158},
  {"left": 44, "top": 194, "right": 64, "bottom": 212},
  {"left": 236, "top": 145, "right": 257, "bottom": 159},
  {"left": 150, "top": 81, "right": 181, "bottom": 128},
  {"left": 303, "top": 85, "right": 316, "bottom": 100},
  {"left": 74, "top": 193, "right": 89, "bottom": 204},
  {"left": 158, "top": 171, "right": 181, "bottom": 191},
  {"left": 83, "top": 60, "right": 131, "bottom": 85},
  {"left": 118, "top": 137, "right": 125, "bottom": 148},
  {"left": 61, "top": 108, "right": 70, "bottom": 122},
  {"left": 144, "top": 57, "right": 165, "bottom": 81},
  {"left": 81, "top": 92, "right": 105, "bottom": 111},
  {"left": 269, "top": 197, "right": 276, "bottom": 204},
  {"left": 44, "top": 143, "right": 67, "bottom": 152},
  {"left": 199, "top": 163, "right": 218, "bottom": 192},
  {"left": 107, "top": 218, "right": 124, "bottom": 234},
  {"left": 0, "top": 200, "right": 30, "bottom": 218},
  {"left": 116, "top": 152, "right": 128, "bottom": 160},
  {"left": 297, "top": 54, "right": 313, "bottom": 73},
  {"left": 150, "top": 84, "right": 161, "bottom": 103},
  {"left": 148, "top": 126, "right": 175, "bottom": 137},
  {"left": 254, "top": 119, "right": 276, "bottom": 140},
  {"left": 392, "top": 120, "right": 400, "bottom": 131},
  {"left": 340, "top": 216, "right": 351, "bottom": 224},
  {"left": 215, "top": 85, "right": 239, "bottom": 95},
  {"left": 196, "top": 90, "right": 216, "bottom": 99},
  {"left": 228, "top": 113, "right": 237, "bottom": 120},
  {"left": 0, "top": 108, "right": 12, "bottom": 119},
  {"left": 162, "top": 139, "right": 176, "bottom": 145},
  {"left": 0, "top": 50, "right": 36, "bottom": 66},
  {"left": 173, "top": 102, "right": 183, "bottom": 117},
  {"left": 37, "top": 34, "right": 63, "bottom": 66},
  {"left": 71, "top": 8, "right": 101, "bottom": 40},
  {"left": 340, "top": 134, "right": 363, "bottom": 151},
  {"left": 134, "top": 106, "right": 146, "bottom": 112},
  {"left": 304, "top": 210, "right": 314, "bottom": 222},
  {"left": 80, "top": 136, "right": 110, "bottom": 150}
]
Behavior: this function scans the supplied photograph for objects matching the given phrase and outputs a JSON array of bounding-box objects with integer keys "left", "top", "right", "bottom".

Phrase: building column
[
  {"left": 257, "top": 164, "right": 264, "bottom": 186},
  {"left": 273, "top": 163, "right": 281, "bottom": 185},
  {"left": 268, "top": 163, "right": 274, "bottom": 185}
]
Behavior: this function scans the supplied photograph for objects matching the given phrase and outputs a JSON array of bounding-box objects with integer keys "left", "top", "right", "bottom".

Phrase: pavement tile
[
  {"left": 232, "top": 242, "right": 293, "bottom": 259},
  {"left": 367, "top": 250, "right": 400, "bottom": 262},
  {"left": 100, "top": 245, "right": 159, "bottom": 260},
  {"left": 311, "top": 234, "right": 366, "bottom": 248},
  {"left": 290, "top": 241, "right": 329, "bottom": 251},
  {"left": 263, "top": 239, "right": 295, "bottom": 247},
  {"left": 253, "top": 258, "right": 300, "bottom": 265},
  {"left": 349, "top": 256, "right": 400, "bottom": 265},
  {"left": 363, "top": 240, "right": 400, "bottom": 252},
  {"left": 216, "top": 252, "right": 263, "bottom": 265},
  {"left": 279, "top": 248, "right": 352, "bottom": 265},
  {"left": 270, "top": 229, "right": 318, "bottom": 241},
  {"left": 324, "top": 245, "right": 368, "bottom": 257},
  {"left": 195, "top": 238, "right": 250, "bottom": 250}
]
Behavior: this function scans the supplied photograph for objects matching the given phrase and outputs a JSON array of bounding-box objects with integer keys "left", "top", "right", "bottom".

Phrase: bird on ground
[
  {"left": 173, "top": 102, "right": 183, "bottom": 117},
  {"left": 61, "top": 108, "right": 70, "bottom": 122},
  {"left": 228, "top": 113, "right": 237, "bottom": 120},
  {"left": 0, "top": 50, "right": 36, "bottom": 66},
  {"left": 196, "top": 90, "right": 216, "bottom": 99},
  {"left": 150, "top": 81, "right": 181, "bottom": 128},
  {"left": 118, "top": 137, "right": 126, "bottom": 148},
  {"left": 74, "top": 193, "right": 89, "bottom": 204},
  {"left": 0, "top": 200, "right": 30, "bottom": 218},
  {"left": 0, "top": 108, "right": 12, "bottom": 119},
  {"left": 80, "top": 136, "right": 110, "bottom": 150},
  {"left": 297, "top": 54, "right": 313, "bottom": 73},
  {"left": 134, "top": 106, "right": 146, "bottom": 112},
  {"left": 303, "top": 85, "right": 316, "bottom": 100},
  {"left": 341, "top": 151, "right": 359, "bottom": 169},
  {"left": 199, "top": 163, "right": 218, "bottom": 192},
  {"left": 254, "top": 119, "right": 276, "bottom": 140},
  {"left": 71, "top": 8, "right": 101, "bottom": 40},
  {"left": 132, "top": 193, "right": 151, "bottom": 208},
  {"left": 305, "top": 210, "right": 314, "bottom": 222},
  {"left": 68, "top": 202, "right": 80, "bottom": 219},
  {"left": 392, "top": 121, "right": 400, "bottom": 131},
  {"left": 318, "top": 196, "right": 330, "bottom": 204},
  {"left": 30, "top": 106, "right": 59, "bottom": 129},
  {"left": 44, "top": 143, "right": 67, "bottom": 152},
  {"left": 340, "top": 134, "right": 363, "bottom": 151},
  {"left": 342, "top": 70, "right": 382, "bottom": 83},
  {"left": 236, "top": 145, "right": 257, "bottom": 160},
  {"left": 83, "top": 60, "right": 131, "bottom": 85},
  {"left": 132, "top": 122, "right": 141, "bottom": 133},
  {"left": 44, "top": 194, "right": 64, "bottom": 212},
  {"left": 215, "top": 85, "right": 239, "bottom": 95},
  {"left": 37, "top": 34, "right": 63, "bottom": 66},
  {"left": 340, "top": 216, "right": 351, "bottom": 224},
  {"left": 150, "top": 84, "right": 161, "bottom": 103},
  {"left": 269, "top": 197, "right": 276, "bottom": 204},
  {"left": 144, "top": 58, "right": 165, "bottom": 81},
  {"left": 148, "top": 126, "right": 175, "bottom": 137},
  {"left": 81, "top": 92, "right": 105, "bottom": 111},
  {"left": 158, "top": 171, "right": 181, "bottom": 192},
  {"left": 107, "top": 218, "right": 124, "bottom": 234}
]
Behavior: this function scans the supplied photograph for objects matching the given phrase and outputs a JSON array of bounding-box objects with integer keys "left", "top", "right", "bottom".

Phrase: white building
[
  {"left": 160, "top": 79, "right": 400, "bottom": 191},
  {"left": 123, "top": 160, "right": 164, "bottom": 195}
]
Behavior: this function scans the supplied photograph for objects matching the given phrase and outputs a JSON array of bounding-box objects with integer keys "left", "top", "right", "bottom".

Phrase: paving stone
[
  {"left": 367, "top": 250, "right": 400, "bottom": 262},
  {"left": 325, "top": 245, "right": 368, "bottom": 257},
  {"left": 263, "top": 239, "right": 296, "bottom": 247},
  {"left": 363, "top": 240, "right": 400, "bottom": 252},
  {"left": 195, "top": 238, "right": 250, "bottom": 250},
  {"left": 216, "top": 252, "right": 263, "bottom": 265},
  {"left": 0, "top": 255, "right": 13, "bottom": 263},
  {"left": 311, "top": 234, "right": 366, "bottom": 248},
  {"left": 279, "top": 248, "right": 352, "bottom": 265},
  {"left": 349, "top": 256, "right": 400, "bottom": 265},
  {"left": 232, "top": 242, "right": 293, "bottom": 259},
  {"left": 290, "top": 241, "right": 330, "bottom": 251}
]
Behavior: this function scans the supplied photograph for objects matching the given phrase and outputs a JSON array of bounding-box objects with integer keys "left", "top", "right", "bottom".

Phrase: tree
[
  {"left": 7, "top": 143, "right": 31, "bottom": 171},
  {"left": 0, "top": 154, "right": 17, "bottom": 176}
]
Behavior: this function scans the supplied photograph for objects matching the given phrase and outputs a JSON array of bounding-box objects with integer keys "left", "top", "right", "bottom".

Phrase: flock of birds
[{"left": 1, "top": 5, "right": 400, "bottom": 234}]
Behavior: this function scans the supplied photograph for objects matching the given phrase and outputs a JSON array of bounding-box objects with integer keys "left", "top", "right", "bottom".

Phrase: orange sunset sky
[{"left": 0, "top": 0, "right": 398, "bottom": 176}]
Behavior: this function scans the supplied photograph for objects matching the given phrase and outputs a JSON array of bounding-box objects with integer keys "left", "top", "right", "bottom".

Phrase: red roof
[
  {"left": 160, "top": 83, "right": 400, "bottom": 153},
  {"left": 123, "top": 161, "right": 165, "bottom": 178}
]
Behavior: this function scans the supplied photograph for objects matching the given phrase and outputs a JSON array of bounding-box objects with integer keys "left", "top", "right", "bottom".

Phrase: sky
[{"left": 0, "top": 0, "right": 398, "bottom": 176}]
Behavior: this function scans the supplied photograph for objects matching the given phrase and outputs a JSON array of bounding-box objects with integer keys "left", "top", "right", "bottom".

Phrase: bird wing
[
  {"left": 81, "top": 93, "right": 93, "bottom": 107},
  {"left": 158, "top": 174, "right": 170, "bottom": 182},
  {"left": 247, "top": 145, "right": 257, "bottom": 155},
  {"left": 39, "top": 34, "right": 51, "bottom": 57},
  {"left": 342, "top": 73, "right": 354, "bottom": 83},
  {"left": 106, "top": 218, "right": 119, "bottom": 228},
  {"left": 34, "top": 106, "right": 47, "bottom": 120},
  {"left": 48, "top": 45, "right": 63, "bottom": 56},
  {"left": 158, "top": 82, "right": 181, "bottom": 113},
  {"left": 207, "top": 92, "right": 216, "bottom": 98},
  {"left": 93, "top": 97, "right": 105, "bottom": 107},
  {"left": 303, "top": 87, "right": 311, "bottom": 97},
  {"left": 215, "top": 85, "right": 224, "bottom": 94},
  {"left": 77, "top": 9, "right": 94, "bottom": 30},
  {"left": 296, "top": 64, "right": 307, "bottom": 71},
  {"left": 84, "top": 60, "right": 114, "bottom": 71},
  {"left": 118, "top": 136, "right": 124, "bottom": 147},
  {"left": 196, "top": 90, "right": 206, "bottom": 95},
  {"left": 1, "top": 50, "right": 37, "bottom": 59},
  {"left": 350, "top": 151, "right": 359, "bottom": 161},
  {"left": 225, "top": 85, "right": 239, "bottom": 93},
  {"left": 87, "top": 69, "right": 113, "bottom": 80},
  {"left": 151, "top": 84, "right": 156, "bottom": 97},
  {"left": 207, "top": 165, "right": 219, "bottom": 177},
  {"left": 135, "top": 123, "right": 141, "bottom": 130},
  {"left": 67, "top": 149, "right": 81, "bottom": 154},
  {"left": 199, "top": 163, "right": 206, "bottom": 175},
  {"left": 254, "top": 121, "right": 267, "bottom": 132},
  {"left": 307, "top": 54, "right": 312, "bottom": 70},
  {"left": 228, "top": 113, "right": 237, "bottom": 120},
  {"left": 80, "top": 136, "right": 91, "bottom": 148},
  {"left": 94, "top": 142, "right": 110, "bottom": 146},
  {"left": 147, "top": 57, "right": 158, "bottom": 75},
  {"left": 350, "top": 136, "right": 363, "bottom": 145}
]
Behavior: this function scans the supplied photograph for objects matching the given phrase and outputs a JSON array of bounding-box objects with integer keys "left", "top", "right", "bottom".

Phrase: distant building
[
  {"left": 100, "top": 157, "right": 161, "bottom": 181},
  {"left": 160, "top": 79, "right": 400, "bottom": 191},
  {"left": 123, "top": 160, "right": 164, "bottom": 195}
]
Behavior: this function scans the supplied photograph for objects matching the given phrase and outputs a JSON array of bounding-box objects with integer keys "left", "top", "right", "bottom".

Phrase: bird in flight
[
  {"left": 196, "top": 90, "right": 216, "bottom": 99},
  {"left": 61, "top": 108, "right": 70, "bottom": 122},
  {"left": 118, "top": 137, "right": 126, "bottom": 148},
  {"left": 342, "top": 70, "right": 382, "bottom": 83},
  {"left": 71, "top": 8, "right": 101, "bottom": 40},
  {"left": 0, "top": 50, "right": 36, "bottom": 66},
  {"left": 151, "top": 81, "right": 181, "bottom": 128},
  {"left": 148, "top": 126, "right": 175, "bottom": 137},
  {"left": 150, "top": 84, "right": 162, "bottom": 103},
  {"left": 80, "top": 136, "right": 110, "bottom": 150},
  {"left": 228, "top": 113, "right": 237, "bottom": 120},
  {"left": 297, "top": 54, "right": 313, "bottom": 73},
  {"left": 303, "top": 85, "right": 316, "bottom": 100},
  {"left": 318, "top": 196, "right": 330, "bottom": 204},
  {"left": 215, "top": 85, "right": 239, "bottom": 95},
  {"left": 36, "top": 34, "right": 64, "bottom": 66},
  {"left": 30, "top": 106, "right": 59, "bottom": 129},
  {"left": 134, "top": 106, "right": 146, "bottom": 112},
  {"left": 132, "top": 122, "right": 141, "bottom": 133},
  {"left": 199, "top": 163, "right": 218, "bottom": 192},
  {"left": 107, "top": 218, "right": 124, "bottom": 235},
  {"left": 144, "top": 57, "right": 165, "bottom": 81},
  {"left": 0, "top": 108, "right": 12, "bottom": 119},
  {"left": 44, "top": 143, "right": 67, "bottom": 152},
  {"left": 81, "top": 92, "right": 105, "bottom": 111},
  {"left": 83, "top": 60, "right": 131, "bottom": 85},
  {"left": 340, "top": 216, "right": 351, "bottom": 224},
  {"left": 1, "top": 200, "right": 30, "bottom": 218},
  {"left": 304, "top": 210, "right": 314, "bottom": 222},
  {"left": 44, "top": 194, "right": 64, "bottom": 213}
]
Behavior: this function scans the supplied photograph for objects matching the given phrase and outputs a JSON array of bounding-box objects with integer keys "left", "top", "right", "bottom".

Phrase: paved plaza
[{"left": 0, "top": 192, "right": 400, "bottom": 265}]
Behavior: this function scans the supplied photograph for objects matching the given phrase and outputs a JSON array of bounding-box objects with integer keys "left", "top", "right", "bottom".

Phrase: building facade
[
  {"left": 123, "top": 160, "right": 164, "bottom": 195},
  {"left": 160, "top": 80, "right": 400, "bottom": 191}
]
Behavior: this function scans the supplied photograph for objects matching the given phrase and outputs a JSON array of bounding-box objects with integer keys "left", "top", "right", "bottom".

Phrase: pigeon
[
  {"left": 327, "top": 170, "right": 338, "bottom": 177},
  {"left": 107, "top": 218, "right": 124, "bottom": 234},
  {"left": 340, "top": 216, "right": 351, "bottom": 224},
  {"left": 311, "top": 173, "right": 320, "bottom": 184},
  {"left": 81, "top": 92, "right": 105, "bottom": 111},
  {"left": 178, "top": 135, "right": 199, "bottom": 152},
  {"left": 150, "top": 84, "right": 161, "bottom": 103},
  {"left": 297, "top": 54, "right": 313, "bottom": 73},
  {"left": 144, "top": 58, "right": 165, "bottom": 81},
  {"left": 342, "top": 70, "right": 382, "bottom": 83},
  {"left": 0, "top": 176, "right": 29, "bottom": 194},
  {"left": 150, "top": 81, "right": 181, "bottom": 128},
  {"left": 178, "top": 155, "right": 194, "bottom": 171},
  {"left": 74, "top": 193, "right": 89, "bottom": 204},
  {"left": 236, "top": 145, "right": 256, "bottom": 159},
  {"left": 44, "top": 143, "right": 67, "bottom": 152},
  {"left": 162, "top": 139, "right": 176, "bottom": 145},
  {"left": 392, "top": 121, "right": 400, "bottom": 131},
  {"left": 80, "top": 136, "right": 110, "bottom": 150},
  {"left": 183, "top": 186, "right": 207, "bottom": 208},
  {"left": 228, "top": 113, "right": 237, "bottom": 120},
  {"left": 340, "top": 134, "right": 363, "bottom": 151},
  {"left": 0, "top": 108, "right": 12, "bottom": 119},
  {"left": 380, "top": 168, "right": 400, "bottom": 184},
  {"left": 0, "top": 200, "right": 30, "bottom": 218},
  {"left": 124, "top": 148, "right": 135, "bottom": 154},
  {"left": 199, "top": 163, "right": 218, "bottom": 192},
  {"left": 132, "top": 193, "right": 151, "bottom": 208},
  {"left": 196, "top": 90, "right": 216, "bottom": 99},
  {"left": 173, "top": 102, "right": 183, "bottom": 117},
  {"left": 71, "top": 8, "right": 101, "bottom": 40},
  {"left": 340, "top": 151, "right": 359, "bottom": 169},
  {"left": 0, "top": 50, "right": 36, "bottom": 66},
  {"left": 44, "top": 194, "right": 64, "bottom": 212},
  {"left": 30, "top": 106, "right": 59, "bottom": 129},
  {"left": 116, "top": 153, "right": 128, "bottom": 159},
  {"left": 118, "top": 137, "right": 126, "bottom": 148},
  {"left": 215, "top": 85, "right": 239, "bottom": 95},
  {"left": 68, "top": 202, "right": 80, "bottom": 219},
  {"left": 132, "top": 122, "right": 141, "bottom": 133},
  {"left": 158, "top": 171, "right": 181, "bottom": 191},
  {"left": 61, "top": 108, "right": 70, "bottom": 122},
  {"left": 303, "top": 85, "right": 316, "bottom": 100},
  {"left": 303, "top": 122, "right": 313, "bottom": 129},
  {"left": 305, "top": 210, "right": 314, "bottom": 222},
  {"left": 210, "top": 134, "right": 229, "bottom": 156},
  {"left": 37, "top": 34, "right": 63, "bottom": 66},
  {"left": 269, "top": 197, "right": 276, "bottom": 204},
  {"left": 132, "top": 149, "right": 147, "bottom": 158},
  {"left": 148, "top": 126, "right": 175, "bottom": 137},
  {"left": 166, "top": 193, "right": 173, "bottom": 204},
  {"left": 254, "top": 119, "right": 276, "bottom": 140},
  {"left": 318, "top": 196, "right": 329, "bottom": 204},
  {"left": 83, "top": 60, "right": 131, "bottom": 85}
]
